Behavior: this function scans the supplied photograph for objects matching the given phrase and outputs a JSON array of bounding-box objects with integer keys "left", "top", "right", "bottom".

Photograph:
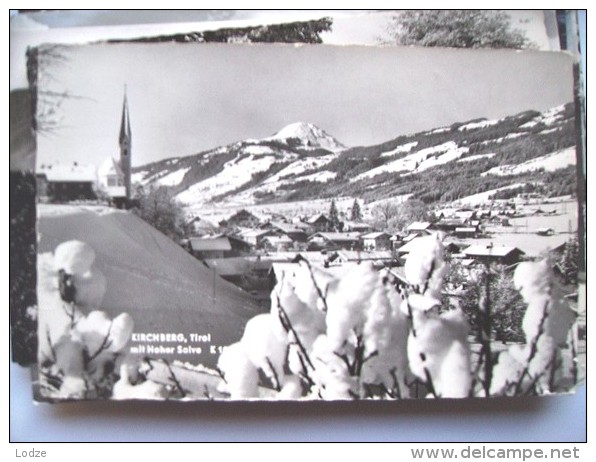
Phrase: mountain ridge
[{"left": 132, "top": 103, "right": 577, "bottom": 211}]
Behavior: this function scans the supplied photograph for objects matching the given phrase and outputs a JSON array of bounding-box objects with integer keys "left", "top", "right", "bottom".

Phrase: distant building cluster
[{"left": 181, "top": 196, "right": 574, "bottom": 301}]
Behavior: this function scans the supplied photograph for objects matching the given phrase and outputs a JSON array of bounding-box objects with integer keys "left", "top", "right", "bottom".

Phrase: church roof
[
  {"left": 98, "top": 157, "right": 124, "bottom": 177},
  {"left": 119, "top": 92, "right": 131, "bottom": 145}
]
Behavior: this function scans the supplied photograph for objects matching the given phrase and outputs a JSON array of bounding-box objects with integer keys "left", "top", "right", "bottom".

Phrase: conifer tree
[
  {"left": 559, "top": 238, "right": 579, "bottom": 285},
  {"left": 329, "top": 199, "right": 340, "bottom": 231},
  {"left": 350, "top": 199, "right": 362, "bottom": 222}
]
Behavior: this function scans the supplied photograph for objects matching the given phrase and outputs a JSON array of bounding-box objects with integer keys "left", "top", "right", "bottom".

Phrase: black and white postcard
[{"left": 10, "top": 11, "right": 584, "bottom": 402}]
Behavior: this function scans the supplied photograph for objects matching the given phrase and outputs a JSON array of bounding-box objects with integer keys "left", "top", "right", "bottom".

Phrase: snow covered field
[
  {"left": 458, "top": 118, "right": 500, "bottom": 131},
  {"left": 481, "top": 147, "right": 576, "bottom": 176},
  {"left": 520, "top": 104, "right": 567, "bottom": 128},
  {"left": 154, "top": 167, "right": 191, "bottom": 186},
  {"left": 379, "top": 141, "right": 418, "bottom": 158},
  {"left": 354, "top": 141, "right": 469, "bottom": 181},
  {"left": 263, "top": 154, "right": 338, "bottom": 184},
  {"left": 37, "top": 204, "right": 261, "bottom": 367},
  {"left": 177, "top": 152, "right": 283, "bottom": 206},
  {"left": 192, "top": 196, "right": 358, "bottom": 224},
  {"left": 455, "top": 183, "right": 527, "bottom": 205}
]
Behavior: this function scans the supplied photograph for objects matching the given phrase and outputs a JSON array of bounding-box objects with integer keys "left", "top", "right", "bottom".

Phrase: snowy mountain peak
[{"left": 268, "top": 122, "right": 346, "bottom": 152}]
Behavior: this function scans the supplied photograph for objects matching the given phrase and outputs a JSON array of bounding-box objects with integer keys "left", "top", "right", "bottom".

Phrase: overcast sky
[{"left": 36, "top": 42, "right": 574, "bottom": 168}]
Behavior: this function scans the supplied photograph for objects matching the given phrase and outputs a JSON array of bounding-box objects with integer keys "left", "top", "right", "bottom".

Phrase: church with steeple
[
  {"left": 119, "top": 89, "right": 132, "bottom": 200},
  {"left": 98, "top": 89, "right": 132, "bottom": 208}
]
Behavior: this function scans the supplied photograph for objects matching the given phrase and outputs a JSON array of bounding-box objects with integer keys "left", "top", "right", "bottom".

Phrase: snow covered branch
[
  {"left": 37, "top": 237, "right": 579, "bottom": 401},
  {"left": 216, "top": 233, "right": 577, "bottom": 401},
  {"left": 37, "top": 240, "right": 136, "bottom": 400}
]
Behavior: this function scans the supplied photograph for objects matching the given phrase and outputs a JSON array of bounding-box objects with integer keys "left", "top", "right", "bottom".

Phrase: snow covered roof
[
  {"left": 455, "top": 227, "right": 478, "bottom": 233},
  {"left": 309, "top": 232, "right": 361, "bottom": 242},
  {"left": 397, "top": 236, "right": 434, "bottom": 254},
  {"left": 336, "top": 250, "right": 395, "bottom": 262},
  {"left": 360, "top": 231, "right": 390, "bottom": 240},
  {"left": 402, "top": 231, "right": 431, "bottom": 242},
  {"left": 435, "top": 208, "right": 458, "bottom": 217},
  {"left": 187, "top": 216, "right": 218, "bottom": 230},
  {"left": 514, "top": 234, "right": 568, "bottom": 257},
  {"left": 461, "top": 259, "right": 479, "bottom": 267},
  {"left": 98, "top": 157, "right": 123, "bottom": 177},
  {"left": 292, "top": 251, "right": 330, "bottom": 266},
  {"left": 434, "top": 218, "right": 467, "bottom": 227},
  {"left": 263, "top": 235, "right": 293, "bottom": 244},
  {"left": 37, "top": 162, "right": 97, "bottom": 183},
  {"left": 221, "top": 209, "right": 269, "bottom": 223},
  {"left": 189, "top": 237, "right": 232, "bottom": 252},
  {"left": 342, "top": 220, "right": 372, "bottom": 231},
  {"left": 267, "top": 221, "right": 308, "bottom": 234},
  {"left": 307, "top": 213, "right": 330, "bottom": 224},
  {"left": 463, "top": 244, "right": 523, "bottom": 258},
  {"left": 407, "top": 221, "right": 432, "bottom": 232},
  {"left": 237, "top": 229, "right": 272, "bottom": 238},
  {"left": 454, "top": 211, "right": 476, "bottom": 219}
]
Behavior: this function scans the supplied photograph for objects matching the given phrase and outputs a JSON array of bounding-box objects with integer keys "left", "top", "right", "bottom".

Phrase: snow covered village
[{"left": 21, "top": 37, "right": 584, "bottom": 402}]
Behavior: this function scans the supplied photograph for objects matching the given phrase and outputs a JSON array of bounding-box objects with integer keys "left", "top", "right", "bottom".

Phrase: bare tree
[{"left": 27, "top": 45, "right": 88, "bottom": 134}]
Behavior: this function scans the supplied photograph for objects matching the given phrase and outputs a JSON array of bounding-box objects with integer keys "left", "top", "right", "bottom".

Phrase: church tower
[{"left": 119, "top": 88, "right": 132, "bottom": 201}]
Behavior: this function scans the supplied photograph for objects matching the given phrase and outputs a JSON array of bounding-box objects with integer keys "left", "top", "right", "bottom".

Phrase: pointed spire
[
  {"left": 118, "top": 86, "right": 132, "bottom": 203},
  {"left": 119, "top": 86, "right": 131, "bottom": 146}
]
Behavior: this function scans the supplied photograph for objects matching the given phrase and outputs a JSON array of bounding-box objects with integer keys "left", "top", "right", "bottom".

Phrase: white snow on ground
[
  {"left": 155, "top": 167, "right": 191, "bottom": 187},
  {"left": 229, "top": 168, "right": 337, "bottom": 206},
  {"left": 505, "top": 132, "right": 529, "bottom": 140},
  {"left": 135, "top": 167, "right": 190, "bottom": 187},
  {"left": 539, "top": 128, "right": 561, "bottom": 136},
  {"left": 479, "top": 132, "right": 528, "bottom": 145},
  {"left": 243, "top": 145, "right": 275, "bottom": 155},
  {"left": 456, "top": 183, "right": 527, "bottom": 205},
  {"left": 520, "top": 120, "right": 539, "bottom": 129},
  {"left": 37, "top": 203, "right": 122, "bottom": 217},
  {"left": 520, "top": 105, "right": 566, "bottom": 129},
  {"left": 354, "top": 142, "right": 468, "bottom": 181},
  {"left": 405, "top": 144, "right": 469, "bottom": 174},
  {"left": 263, "top": 155, "right": 337, "bottom": 184},
  {"left": 37, "top": 204, "right": 259, "bottom": 368},
  {"left": 457, "top": 153, "right": 496, "bottom": 163},
  {"left": 481, "top": 147, "right": 576, "bottom": 177},
  {"left": 176, "top": 153, "right": 281, "bottom": 205},
  {"left": 223, "top": 153, "right": 338, "bottom": 205},
  {"left": 458, "top": 118, "right": 499, "bottom": 131},
  {"left": 131, "top": 171, "right": 148, "bottom": 184},
  {"left": 429, "top": 127, "right": 450, "bottom": 135},
  {"left": 380, "top": 141, "right": 418, "bottom": 157}
]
